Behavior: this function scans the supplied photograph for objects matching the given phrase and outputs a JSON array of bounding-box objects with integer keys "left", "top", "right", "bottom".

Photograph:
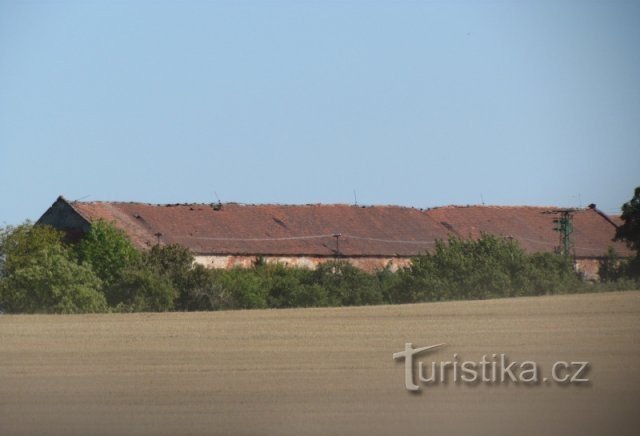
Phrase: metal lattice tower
[{"left": 544, "top": 208, "right": 579, "bottom": 257}]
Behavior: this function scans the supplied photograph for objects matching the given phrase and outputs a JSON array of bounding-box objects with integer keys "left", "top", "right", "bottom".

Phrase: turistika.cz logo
[{"left": 393, "top": 343, "right": 590, "bottom": 392}]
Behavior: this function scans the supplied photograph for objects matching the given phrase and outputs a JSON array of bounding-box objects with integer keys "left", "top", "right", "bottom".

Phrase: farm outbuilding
[{"left": 37, "top": 196, "right": 632, "bottom": 279}]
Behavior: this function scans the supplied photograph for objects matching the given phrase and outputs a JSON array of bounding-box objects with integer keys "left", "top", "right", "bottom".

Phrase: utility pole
[
  {"left": 544, "top": 208, "right": 579, "bottom": 258},
  {"left": 333, "top": 233, "right": 342, "bottom": 261}
]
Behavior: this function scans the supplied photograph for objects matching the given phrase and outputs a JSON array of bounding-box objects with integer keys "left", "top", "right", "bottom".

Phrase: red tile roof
[
  {"left": 65, "top": 200, "right": 632, "bottom": 258},
  {"left": 426, "top": 205, "right": 631, "bottom": 258},
  {"left": 70, "top": 202, "right": 450, "bottom": 257}
]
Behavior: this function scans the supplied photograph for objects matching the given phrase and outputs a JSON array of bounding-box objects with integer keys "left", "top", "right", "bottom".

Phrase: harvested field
[{"left": 1, "top": 291, "right": 640, "bottom": 436}]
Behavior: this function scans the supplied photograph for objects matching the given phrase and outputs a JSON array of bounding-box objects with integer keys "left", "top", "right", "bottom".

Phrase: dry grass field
[{"left": 1, "top": 291, "right": 639, "bottom": 436}]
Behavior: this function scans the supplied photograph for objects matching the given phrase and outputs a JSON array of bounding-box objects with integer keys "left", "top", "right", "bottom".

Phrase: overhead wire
[
  {"left": 177, "top": 233, "right": 437, "bottom": 244},
  {"left": 177, "top": 233, "right": 614, "bottom": 253}
]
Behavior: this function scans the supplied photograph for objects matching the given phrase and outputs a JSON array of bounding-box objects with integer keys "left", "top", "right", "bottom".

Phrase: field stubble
[{"left": 1, "top": 291, "right": 639, "bottom": 435}]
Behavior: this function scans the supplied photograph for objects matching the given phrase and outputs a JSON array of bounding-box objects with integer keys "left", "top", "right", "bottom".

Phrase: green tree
[
  {"left": 75, "top": 220, "right": 139, "bottom": 289},
  {"left": 177, "top": 264, "right": 229, "bottom": 311},
  {"left": 145, "top": 244, "right": 194, "bottom": 282},
  {"left": 524, "top": 252, "right": 583, "bottom": 294},
  {"left": 376, "top": 265, "right": 403, "bottom": 304},
  {"left": 143, "top": 244, "right": 230, "bottom": 311},
  {"left": 261, "top": 263, "right": 328, "bottom": 308},
  {"left": 397, "top": 235, "right": 522, "bottom": 301},
  {"left": 75, "top": 222, "right": 185, "bottom": 311},
  {"left": 309, "top": 261, "right": 382, "bottom": 306},
  {"left": 109, "top": 263, "right": 176, "bottom": 312},
  {"left": 393, "top": 234, "right": 583, "bottom": 303},
  {"left": 215, "top": 267, "right": 269, "bottom": 309},
  {"left": 598, "top": 247, "right": 623, "bottom": 283},
  {"left": 0, "top": 222, "right": 64, "bottom": 275},
  {"left": 0, "top": 243, "right": 106, "bottom": 314},
  {"left": 144, "top": 243, "right": 194, "bottom": 308},
  {"left": 615, "top": 186, "right": 640, "bottom": 253}
]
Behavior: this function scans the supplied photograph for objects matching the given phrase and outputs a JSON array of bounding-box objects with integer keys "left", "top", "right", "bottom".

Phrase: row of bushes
[{"left": 0, "top": 221, "right": 638, "bottom": 314}]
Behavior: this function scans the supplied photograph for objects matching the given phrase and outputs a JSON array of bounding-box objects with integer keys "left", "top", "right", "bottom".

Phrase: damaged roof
[
  {"left": 41, "top": 197, "right": 632, "bottom": 258},
  {"left": 426, "top": 205, "right": 631, "bottom": 258},
  {"left": 66, "top": 201, "right": 451, "bottom": 257}
]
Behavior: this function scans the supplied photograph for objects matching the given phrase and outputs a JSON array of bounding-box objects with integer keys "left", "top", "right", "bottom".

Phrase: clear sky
[{"left": 1, "top": 0, "right": 638, "bottom": 225}]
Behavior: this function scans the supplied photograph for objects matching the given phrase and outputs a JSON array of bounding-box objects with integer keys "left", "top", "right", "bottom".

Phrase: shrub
[
  {"left": 523, "top": 252, "right": 584, "bottom": 295},
  {"left": 0, "top": 222, "right": 65, "bottom": 275},
  {"left": 308, "top": 261, "right": 383, "bottom": 306},
  {"left": 0, "top": 245, "right": 107, "bottom": 314},
  {"left": 109, "top": 264, "right": 176, "bottom": 312},
  {"left": 393, "top": 234, "right": 584, "bottom": 303},
  {"left": 214, "top": 268, "right": 269, "bottom": 309},
  {"left": 261, "top": 263, "right": 328, "bottom": 308}
]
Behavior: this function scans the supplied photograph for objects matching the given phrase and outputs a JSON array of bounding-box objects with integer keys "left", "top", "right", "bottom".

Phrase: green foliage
[
  {"left": 375, "top": 265, "right": 403, "bottom": 304},
  {"left": 615, "top": 186, "right": 640, "bottom": 253},
  {"left": 176, "top": 264, "right": 228, "bottom": 311},
  {"left": 0, "top": 243, "right": 106, "bottom": 314},
  {"left": 75, "top": 220, "right": 139, "bottom": 288},
  {"left": 392, "top": 234, "right": 584, "bottom": 303},
  {"left": 109, "top": 263, "right": 176, "bottom": 312},
  {"left": 598, "top": 247, "right": 624, "bottom": 282},
  {"left": 309, "top": 261, "right": 382, "bottom": 306},
  {"left": 100, "top": 243, "right": 201, "bottom": 312},
  {"left": 626, "top": 255, "right": 640, "bottom": 280},
  {"left": 145, "top": 244, "right": 194, "bottom": 283},
  {"left": 215, "top": 267, "right": 269, "bottom": 309},
  {"left": 587, "top": 277, "right": 640, "bottom": 292},
  {"left": 142, "top": 244, "right": 231, "bottom": 311},
  {"left": 612, "top": 186, "right": 640, "bottom": 279},
  {"left": 260, "top": 263, "right": 328, "bottom": 308},
  {"left": 202, "top": 261, "right": 383, "bottom": 310},
  {"left": 144, "top": 244, "right": 195, "bottom": 309},
  {"left": 0, "top": 222, "right": 64, "bottom": 275},
  {"left": 523, "top": 252, "right": 584, "bottom": 294},
  {"left": 599, "top": 252, "right": 640, "bottom": 282},
  {"left": 3, "top": 209, "right": 639, "bottom": 314}
]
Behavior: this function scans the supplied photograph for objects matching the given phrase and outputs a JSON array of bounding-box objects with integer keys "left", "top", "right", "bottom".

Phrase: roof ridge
[
  {"left": 427, "top": 204, "right": 586, "bottom": 210},
  {"left": 70, "top": 200, "right": 426, "bottom": 209},
  {"left": 67, "top": 199, "right": 604, "bottom": 214}
]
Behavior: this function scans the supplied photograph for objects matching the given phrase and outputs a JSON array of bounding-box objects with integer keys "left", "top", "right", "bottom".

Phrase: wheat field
[{"left": 1, "top": 291, "right": 639, "bottom": 436}]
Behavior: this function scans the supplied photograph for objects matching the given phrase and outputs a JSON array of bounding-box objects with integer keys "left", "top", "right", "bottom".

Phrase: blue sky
[{"left": 1, "top": 0, "right": 638, "bottom": 225}]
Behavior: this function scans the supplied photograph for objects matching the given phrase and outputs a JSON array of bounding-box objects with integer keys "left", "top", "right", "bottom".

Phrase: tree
[
  {"left": 176, "top": 264, "right": 229, "bottom": 311},
  {"left": 598, "top": 247, "right": 623, "bottom": 283},
  {"left": 0, "top": 222, "right": 64, "bottom": 275},
  {"left": 524, "top": 252, "right": 583, "bottom": 294},
  {"left": 146, "top": 244, "right": 193, "bottom": 275},
  {"left": 396, "top": 235, "right": 527, "bottom": 301},
  {"left": 214, "top": 267, "right": 269, "bottom": 309},
  {"left": 309, "top": 261, "right": 382, "bottom": 306},
  {"left": 0, "top": 240, "right": 106, "bottom": 314},
  {"left": 75, "top": 220, "right": 139, "bottom": 291},
  {"left": 75, "top": 221, "right": 188, "bottom": 311},
  {"left": 0, "top": 222, "right": 107, "bottom": 313},
  {"left": 392, "top": 234, "right": 584, "bottom": 302},
  {"left": 261, "top": 263, "right": 328, "bottom": 308},
  {"left": 108, "top": 264, "right": 176, "bottom": 312},
  {"left": 143, "top": 244, "right": 226, "bottom": 311},
  {"left": 615, "top": 186, "right": 640, "bottom": 253}
]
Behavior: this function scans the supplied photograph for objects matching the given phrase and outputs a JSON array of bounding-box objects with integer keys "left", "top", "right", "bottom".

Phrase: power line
[
  {"left": 178, "top": 234, "right": 335, "bottom": 242},
  {"left": 177, "top": 233, "right": 438, "bottom": 244},
  {"left": 176, "top": 232, "right": 611, "bottom": 254},
  {"left": 516, "top": 236, "right": 608, "bottom": 253},
  {"left": 344, "top": 235, "right": 436, "bottom": 245}
]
